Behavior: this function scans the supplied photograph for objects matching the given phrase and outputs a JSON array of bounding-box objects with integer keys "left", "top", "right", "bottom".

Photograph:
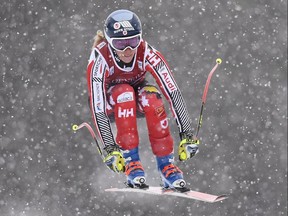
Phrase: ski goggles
[{"left": 110, "top": 34, "right": 141, "bottom": 51}]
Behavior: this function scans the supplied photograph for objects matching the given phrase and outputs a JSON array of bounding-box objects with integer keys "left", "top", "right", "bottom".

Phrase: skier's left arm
[{"left": 144, "top": 44, "right": 199, "bottom": 161}]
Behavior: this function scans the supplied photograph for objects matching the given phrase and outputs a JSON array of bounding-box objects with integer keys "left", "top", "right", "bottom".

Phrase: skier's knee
[
  {"left": 109, "top": 84, "right": 136, "bottom": 106},
  {"left": 138, "top": 85, "right": 163, "bottom": 112}
]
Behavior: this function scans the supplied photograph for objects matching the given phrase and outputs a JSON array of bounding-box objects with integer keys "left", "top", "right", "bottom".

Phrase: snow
[{"left": 0, "top": 0, "right": 287, "bottom": 216}]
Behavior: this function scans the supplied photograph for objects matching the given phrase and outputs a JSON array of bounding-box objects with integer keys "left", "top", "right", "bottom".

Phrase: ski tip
[
  {"left": 216, "top": 58, "right": 222, "bottom": 64},
  {"left": 72, "top": 124, "right": 78, "bottom": 131},
  {"left": 214, "top": 194, "right": 229, "bottom": 202}
]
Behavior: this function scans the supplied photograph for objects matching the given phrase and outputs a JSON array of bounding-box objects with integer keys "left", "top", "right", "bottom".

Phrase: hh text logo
[
  {"left": 118, "top": 107, "right": 134, "bottom": 118},
  {"left": 147, "top": 50, "right": 161, "bottom": 67}
]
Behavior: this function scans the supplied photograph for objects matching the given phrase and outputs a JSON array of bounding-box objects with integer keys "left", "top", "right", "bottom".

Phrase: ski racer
[{"left": 86, "top": 9, "right": 199, "bottom": 189}]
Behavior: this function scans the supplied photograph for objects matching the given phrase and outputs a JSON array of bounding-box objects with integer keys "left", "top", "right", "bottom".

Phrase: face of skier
[
  {"left": 110, "top": 34, "right": 141, "bottom": 63},
  {"left": 115, "top": 48, "right": 136, "bottom": 63}
]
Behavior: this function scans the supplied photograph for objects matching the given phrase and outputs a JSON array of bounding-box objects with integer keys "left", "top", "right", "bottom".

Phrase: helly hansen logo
[
  {"left": 118, "top": 107, "right": 134, "bottom": 118},
  {"left": 146, "top": 50, "right": 161, "bottom": 67}
]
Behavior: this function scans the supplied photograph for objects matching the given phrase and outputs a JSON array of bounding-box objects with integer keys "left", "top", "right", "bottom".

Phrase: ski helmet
[{"left": 104, "top": 10, "right": 142, "bottom": 48}]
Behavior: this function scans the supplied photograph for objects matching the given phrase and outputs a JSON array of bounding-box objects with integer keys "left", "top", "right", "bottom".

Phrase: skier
[{"left": 86, "top": 9, "right": 199, "bottom": 189}]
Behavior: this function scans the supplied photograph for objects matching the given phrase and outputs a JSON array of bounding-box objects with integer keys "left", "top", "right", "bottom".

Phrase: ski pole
[
  {"left": 195, "top": 58, "right": 222, "bottom": 137},
  {"left": 72, "top": 122, "right": 104, "bottom": 160}
]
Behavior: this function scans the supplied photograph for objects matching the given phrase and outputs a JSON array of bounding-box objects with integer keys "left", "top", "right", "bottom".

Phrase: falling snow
[{"left": 0, "top": 0, "right": 287, "bottom": 216}]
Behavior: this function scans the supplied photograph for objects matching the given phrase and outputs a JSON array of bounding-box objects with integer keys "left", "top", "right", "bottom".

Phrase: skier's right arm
[{"left": 86, "top": 47, "right": 125, "bottom": 173}]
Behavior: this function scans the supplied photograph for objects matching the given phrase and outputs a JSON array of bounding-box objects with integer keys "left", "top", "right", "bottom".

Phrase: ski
[{"left": 105, "top": 186, "right": 228, "bottom": 203}]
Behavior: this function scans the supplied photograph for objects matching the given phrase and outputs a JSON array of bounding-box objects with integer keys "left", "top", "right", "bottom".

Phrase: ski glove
[
  {"left": 103, "top": 145, "right": 125, "bottom": 173},
  {"left": 178, "top": 132, "right": 200, "bottom": 161}
]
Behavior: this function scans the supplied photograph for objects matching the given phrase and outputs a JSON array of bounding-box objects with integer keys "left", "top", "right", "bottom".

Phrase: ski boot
[
  {"left": 156, "top": 154, "right": 189, "bottom": 192},
  {"left": 122, "top": 147, "right": 148, "bottom": 189}
]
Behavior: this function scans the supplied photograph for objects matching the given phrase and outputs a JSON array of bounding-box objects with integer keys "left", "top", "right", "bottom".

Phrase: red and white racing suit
[{"left": 86, "top": 39, "right": 192, "bottom": 157}]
